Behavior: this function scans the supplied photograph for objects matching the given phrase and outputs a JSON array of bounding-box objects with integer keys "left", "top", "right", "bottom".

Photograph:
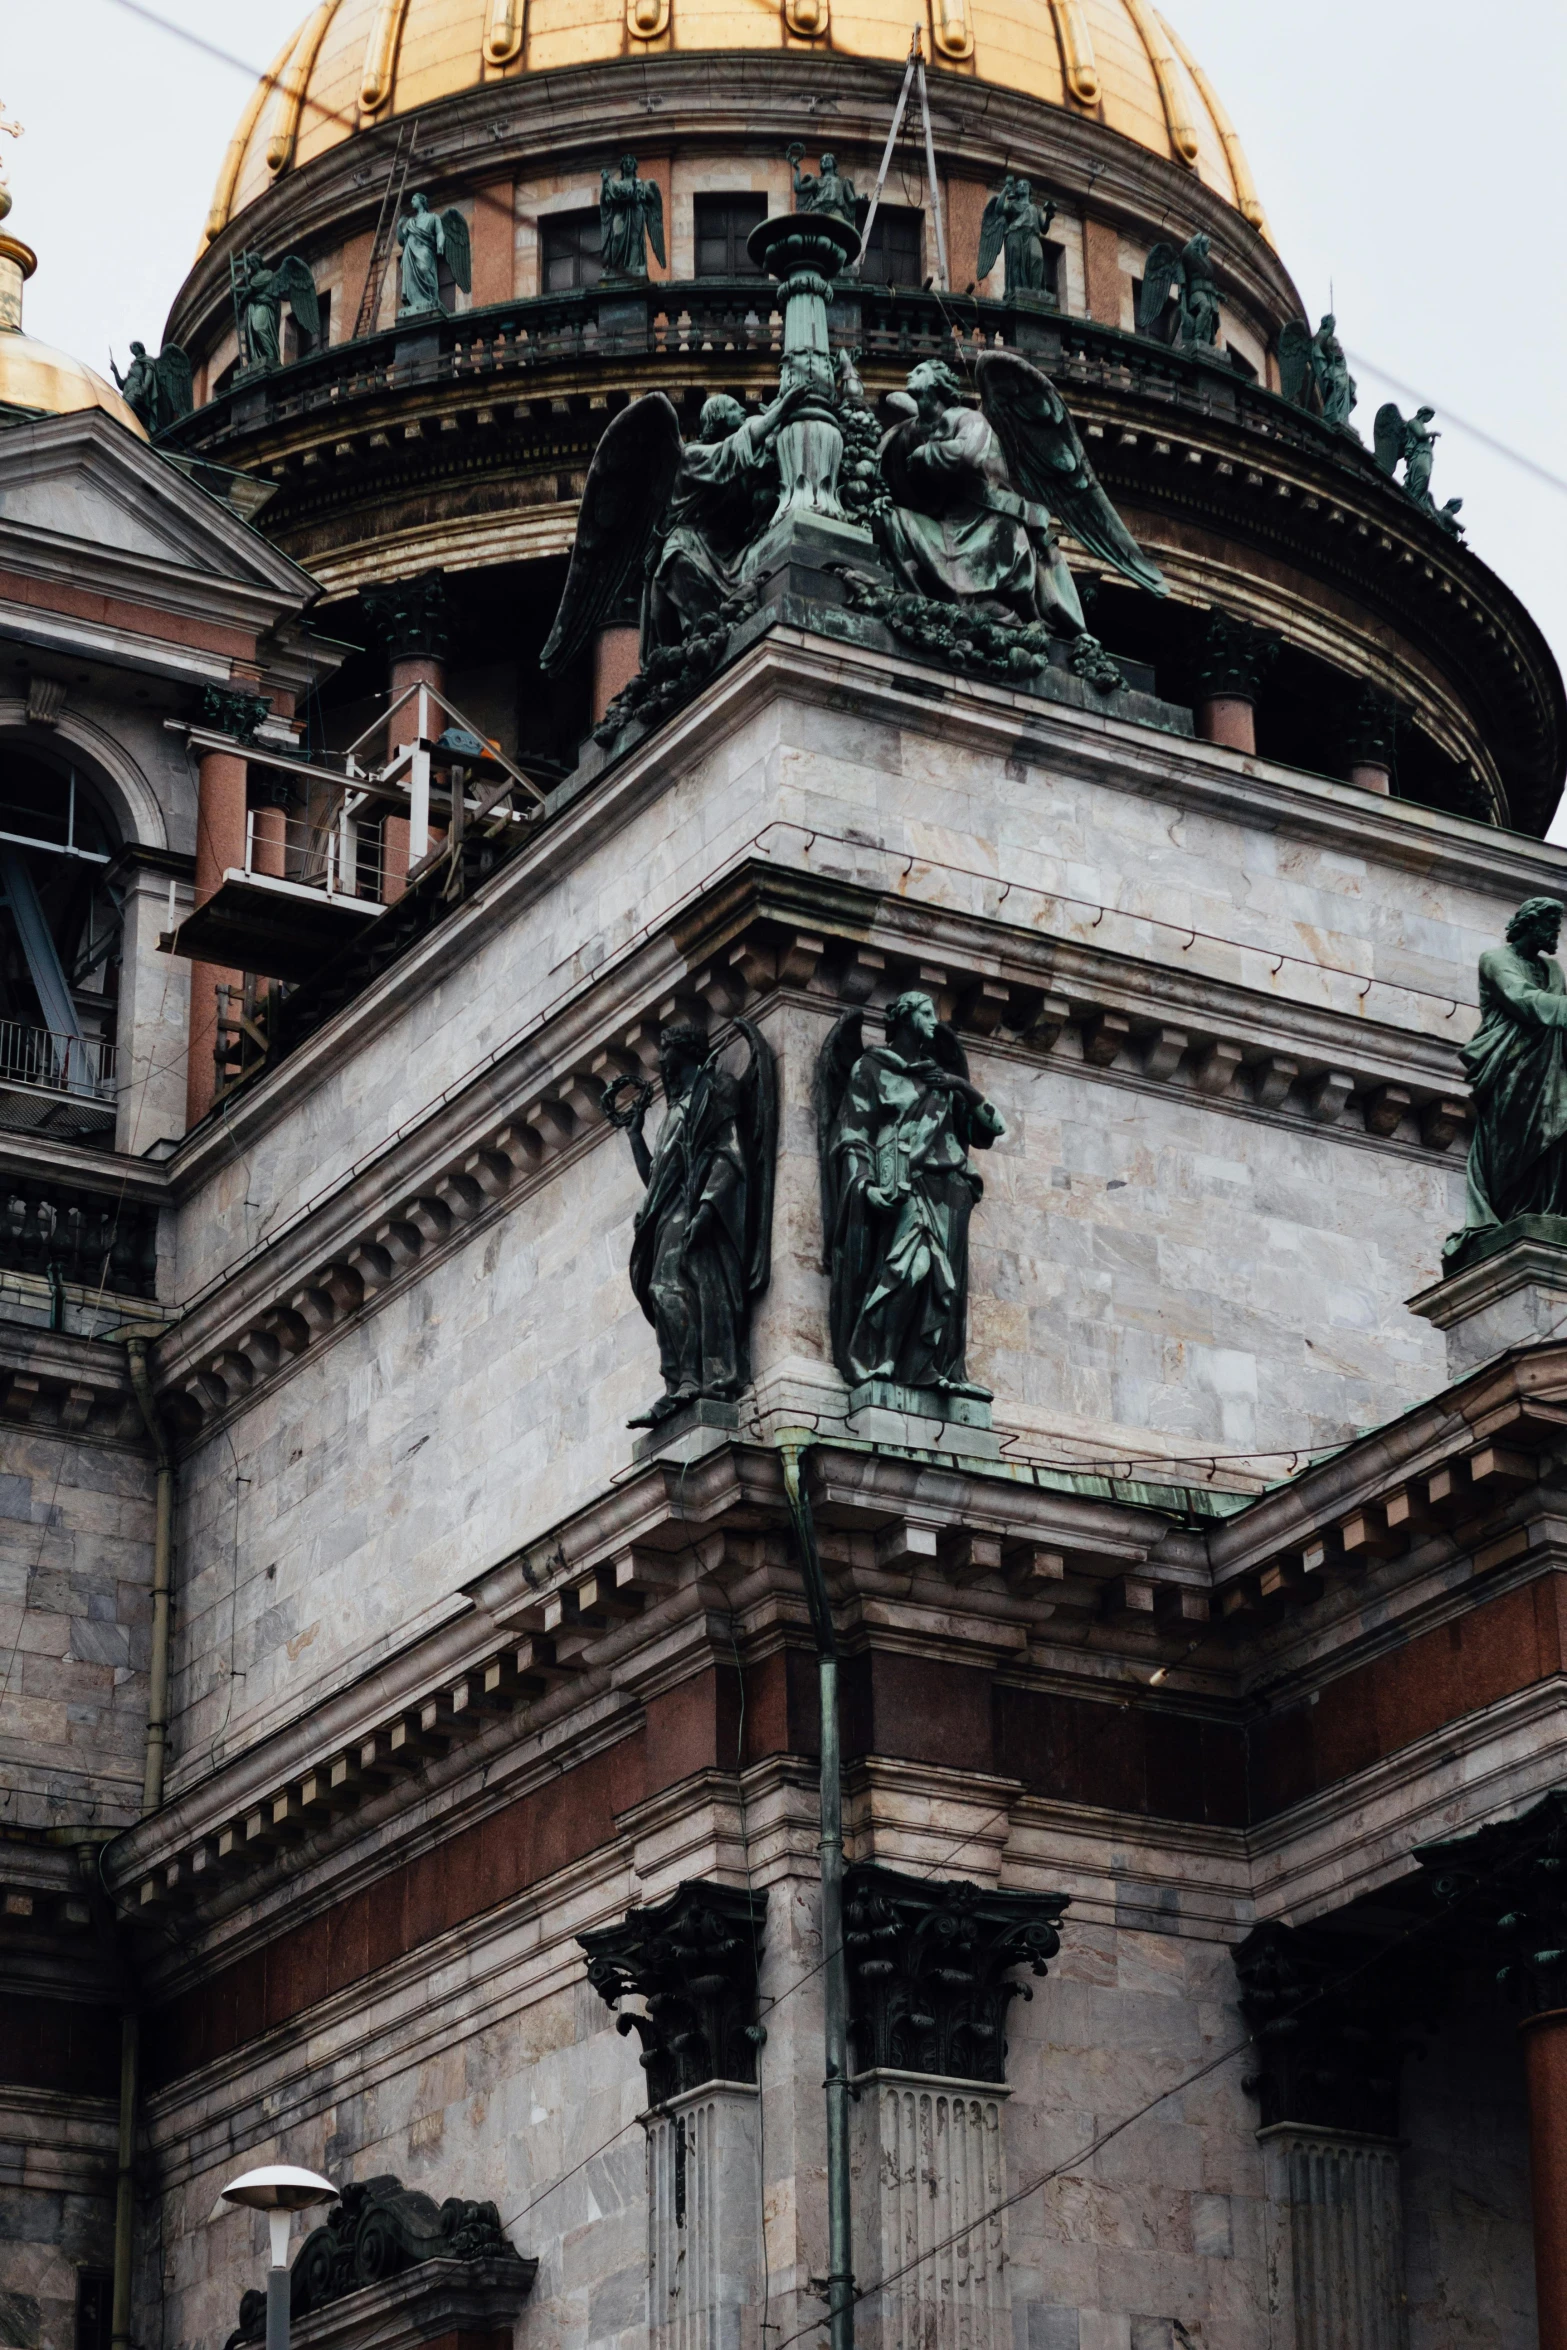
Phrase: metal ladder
[{"left": 351, "top": 118, "right": 419, "bottom": 340}]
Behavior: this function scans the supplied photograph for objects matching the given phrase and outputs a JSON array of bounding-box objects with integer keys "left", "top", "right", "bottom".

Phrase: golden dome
[
  {"left": 206, "top": 0, "right": 1267, "bottom": 243},
  {"left": 0, "top": 236, "right": 147, "bottom": 438}
]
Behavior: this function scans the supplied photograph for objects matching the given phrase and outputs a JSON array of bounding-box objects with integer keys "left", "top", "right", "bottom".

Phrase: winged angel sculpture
[
  {"left": 397, "top": 193, "right": 472, "bottom": 316},
  {"left": 816, "top": 991, "right": 1003, "bottom": 1401},
  {"left": 603, "top": 1018, "right": 777, "bottom": 1429},
  {"left": 233, "top": 250, "right": 319, "bottom": 374},
  {"left": 977, "top": 177, "right": 1056, "bottom": 300},
  {"left": 869, "top": 349, "right": 1167, "bottom": 685},
  {"left": 110, "top": 340, "right": 191, "bottom": 435},
  {"left": 1135, "top": 231, "right": 1220, "bottom": 348},
  {"left": 540, "top": 380, "right": 807, "bottom": 723},
  {"left": 1374, "top": 401, "right": 1464, "bottom": 537}
]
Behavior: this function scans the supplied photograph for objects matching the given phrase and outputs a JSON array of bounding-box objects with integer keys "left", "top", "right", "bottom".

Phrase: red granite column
[
  {"left": 1342, "top": 683, "right": 1401, "bottom": 797},
  {"left": 591, "top": 626, "right": 641, "bottom": 726},
  {"left": 1523, "top": 2013, "right": 1567, "bottom": 2346},
  {"left": 1195, "top": 610, "right": 1277, "bottom": 755},
  {"left": 186, "top": 736, "right": 248, "bottom": 1129}
]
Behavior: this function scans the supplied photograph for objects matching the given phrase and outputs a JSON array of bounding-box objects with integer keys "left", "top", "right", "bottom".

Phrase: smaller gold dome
[{"left": 0, "top": 233, "right": 147, "bottom": 439}]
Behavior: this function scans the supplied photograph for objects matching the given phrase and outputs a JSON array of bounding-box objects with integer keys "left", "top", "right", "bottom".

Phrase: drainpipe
[
  {"left": 778, "top": 1433, "right": 854, "bottom": 2350},
  {"left": 124, "top": 1335, "right": 172, "bottom": 1814},
  {"left": 111, "top": 1330, "right": 172, "bottom": 2350}
]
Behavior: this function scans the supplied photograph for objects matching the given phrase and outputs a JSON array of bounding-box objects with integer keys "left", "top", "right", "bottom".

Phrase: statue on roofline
[
  {"left": 786, "top": 144, "right": 859, "bottom": 229},
  {"left": 1278, "top": 312, "right": 1357, "bottom": 431},
  {"left": 600, "top": 155, "right": 665, "bottom": 279},
  {"left": 397, "top": 192, "right": 472, "bottom": 316},
  {"left": 1447, "top": 898, "right": 1567, "bottom": 1264},
  {"left": 110, "top": 339, "right": 192, "bottom": 434},
  {"left": 539, "top": 379, "right": 811, "bottom": 729},
  {"left": 977, "top": 176, "right": 1057, "bottom": 301},
  {"left": 231, "top": 249, "right": 319, "bottom": 375},
  {"left": 862, "top": 349, "right": 1168, "bottom": 689},
  {"left": 1375, "top": 401, "right": 1462, "bottom": 533},
  {"left": 1137, "top": 231, "right": 1220, "bottom": 348},
  {"left": 816, "top": 991, "right": 1004, "bottom": 1403},
  {"left": 603, "top": 1019, "right": 777, "bottom": 1429}
]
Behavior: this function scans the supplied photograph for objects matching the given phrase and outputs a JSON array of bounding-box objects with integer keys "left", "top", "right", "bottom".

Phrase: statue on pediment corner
[{"left": 855, "top": 349, "right": 1165, "bottom": 693}]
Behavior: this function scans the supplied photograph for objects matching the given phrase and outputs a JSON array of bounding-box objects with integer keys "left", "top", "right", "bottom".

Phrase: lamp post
[{"left": 220, "top": 2166, "right": 338, "bottom": 2350}]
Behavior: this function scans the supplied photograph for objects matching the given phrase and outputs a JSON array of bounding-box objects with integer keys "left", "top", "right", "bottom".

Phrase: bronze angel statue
[
  {"left": 816, "top": 991, "right": 1003, "bottom": 1401},
  {"left": 539, "top": 379, "right": 809, "bottom": 678},
  {"left": 977, "top": 176, "right": 1056, "bottom": 300},
  {"left": 398, "top": 193, "right": 472, "bottom": 316},
  {"left": 1136, "top": 230, "right": 1220, "bottom": 347},
  {"left": 1277, "top": 313, "right": 1356, "bottom": 430},
  {"left": 875, "top": 350, "right": 1166, "bottom": 672},
  {"left": 600, "top": 155, "right": 665, "bottom": 278},
  {"left": 110, "top": 339, "right": 192, "bottom": 435},
  {"left": 603, "top": 1018, "right": 777, "bottom": 1429},
  {"left": 232, "top": 249, "right": 319, "bottom": 374}
]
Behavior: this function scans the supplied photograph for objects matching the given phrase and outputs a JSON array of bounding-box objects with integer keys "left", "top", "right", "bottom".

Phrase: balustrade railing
[
  {"left": 0, "top": 1020, "right": 116, "bottom": 1100},
  {"left": 168, "top": 281, "right": 1355, "bottom": 478}
]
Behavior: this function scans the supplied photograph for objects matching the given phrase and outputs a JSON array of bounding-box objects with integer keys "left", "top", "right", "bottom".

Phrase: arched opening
[{"left": 0, "top": 740, "right": 124, "bottom": 1136}]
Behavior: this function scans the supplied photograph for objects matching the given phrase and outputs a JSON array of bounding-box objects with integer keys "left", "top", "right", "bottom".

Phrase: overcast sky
[{"left": 4, "top": 0, "right": 1564, "bottom": 828}]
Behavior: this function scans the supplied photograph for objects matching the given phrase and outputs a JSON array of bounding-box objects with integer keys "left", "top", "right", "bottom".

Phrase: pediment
[{"left": 0, "top": 408, "right": 316, "bottom": 606}]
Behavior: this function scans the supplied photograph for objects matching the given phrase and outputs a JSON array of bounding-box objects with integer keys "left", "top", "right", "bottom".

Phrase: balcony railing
[
  {"left": 165, "top": 280, "right": 1363, "bottom": 482},
  {"left": 0, "top": 1020, "right": 116, "bottom": 1100},
  {"left": 245, "top": 805, "right": 383, "bottom": 903}
]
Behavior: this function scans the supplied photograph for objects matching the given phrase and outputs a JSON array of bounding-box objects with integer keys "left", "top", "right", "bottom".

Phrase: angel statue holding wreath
[
  {"left": 872, "top": 348, "right": 1168, "bottom": 686},
  {"left": 602, "top": 1019, "right": 777, "bottom": 1430}
]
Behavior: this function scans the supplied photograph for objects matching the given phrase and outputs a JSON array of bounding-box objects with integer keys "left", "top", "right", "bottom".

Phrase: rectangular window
[
  {"left": 693, "top": 195, "right": 767, "bottom": 279},
  {"left": 542, "top": 210, "right": 602, "bottom": 294},
  {"left": 858, "top": 204, "right": 923, "bottom": 288}
]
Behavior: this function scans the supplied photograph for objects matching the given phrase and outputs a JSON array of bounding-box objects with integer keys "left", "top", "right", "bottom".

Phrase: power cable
[{"left": 1343, "top": 353, "right": 1567, "bottom": 500}]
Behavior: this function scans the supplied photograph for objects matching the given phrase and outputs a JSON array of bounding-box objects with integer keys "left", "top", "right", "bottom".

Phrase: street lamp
[{"left": 221, "top": 2166, "right": 338, "bottom": 2350}]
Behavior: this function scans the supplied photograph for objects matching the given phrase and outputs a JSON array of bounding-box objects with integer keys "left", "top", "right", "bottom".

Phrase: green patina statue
[
  {"left": 599, "top": 156, "right": 666, "bottom": 279},
  {"left": 871, "top": 351, "right": 1166, "bottom": 689},
  {"left": 110, "top": 339, "right": 192, "bottom": 434},
  {"left": 785, "top": 144, "right": 859, "bottom": 229},
  {"left": 1137, "top": 231, "right": 1220, "bottom": 348},
  {"left": 1447, "top": 897, "right": 1567, "bottom": 1263},
  {"left": 231, "top": 249, "right": 319, "bottom": 375},
  {"left": 977, "top": 176, "right": 1057, "bottom": 300},
  {"left": 816, "top": 991, "right": 1004, "bottom": 1404},
  {"left": 607, "top": 1019, "right": 776, "bottom": 1429},
  {"left": 397, "top": 192, "right": 472, "bottom": 316}
]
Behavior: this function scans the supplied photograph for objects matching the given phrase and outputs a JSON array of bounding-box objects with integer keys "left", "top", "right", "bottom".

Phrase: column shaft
[
  {"left": 1523, "top": 2011, "right": 1567, "bottom": 2346},
  {"left": 186, "top": 743, "right": 247, "bottom": 1129}
]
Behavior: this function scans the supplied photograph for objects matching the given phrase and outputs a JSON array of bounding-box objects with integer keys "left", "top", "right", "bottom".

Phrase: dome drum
[{"left": 155, "top": 9, "right": 1564, "bottom": 831}]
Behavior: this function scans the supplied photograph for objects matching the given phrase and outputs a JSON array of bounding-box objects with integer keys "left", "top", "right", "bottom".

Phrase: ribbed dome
[
  {"left": 205, "top": 0, "right": 1267, "bottom": 243},
  {"left": 0, "top": 236, "right": 147, "bottom": 438}
]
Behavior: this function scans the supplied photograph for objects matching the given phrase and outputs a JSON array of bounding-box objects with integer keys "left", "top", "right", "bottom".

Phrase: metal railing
[
  {"left": 244, "top": 805, "right": 383, "bottom": 902},
  {"left": 0, "top": 1019, "right": 116, "bottom": 1099}
]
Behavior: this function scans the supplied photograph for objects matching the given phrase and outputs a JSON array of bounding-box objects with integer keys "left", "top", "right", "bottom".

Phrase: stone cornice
[{"left": 147, "top": 841, "right": 1479, "bottom": 1462}]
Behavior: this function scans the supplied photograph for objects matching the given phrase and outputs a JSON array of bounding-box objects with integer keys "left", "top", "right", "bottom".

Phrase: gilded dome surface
[
  {"left": 0, "top": 333, "right": 148, "bottom": 437},
  {"left": 207, "top": 0, "right": 1266, "bottom": 241}
]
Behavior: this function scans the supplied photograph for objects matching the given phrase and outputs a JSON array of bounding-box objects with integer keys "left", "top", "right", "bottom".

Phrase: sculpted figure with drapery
[
  {"left": 1448, "top": 897, "right": 1567, "bottom": 1261},
  {"left": 816, "top": 991, "right": 1003, "bottom": 1402}
]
